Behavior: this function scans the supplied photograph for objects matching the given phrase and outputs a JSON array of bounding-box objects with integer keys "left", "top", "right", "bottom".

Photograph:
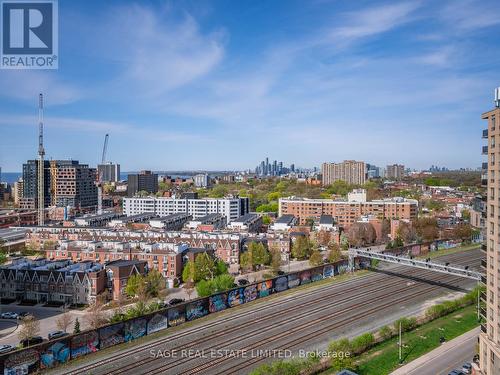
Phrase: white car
[
  {"left": 1, "top": 312, "right": 18, "bottom": 319},
  {"left": 0, "top": 345, "right": 13, "bottom": 354}
]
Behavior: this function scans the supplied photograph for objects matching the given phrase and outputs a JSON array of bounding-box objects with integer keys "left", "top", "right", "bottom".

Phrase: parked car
[
  {"left": 0, "top": 345, "right": 13, "bottom": 354},
  {"left": 168, "top": 298, "right": 184, "bottom": 306},
  {"left": 1, "top": 312, "right": 18, "bottom": 319},
  {"left": 238, "top": 279, "right": 249, "bottom": 286},
  {"left": 448, "top": 370, "right": 465, "bottom": 375},
  {"left": 461, "top": 363, "right": 472, "bottom": 374},
  {"left": 48, "top": 331, "right": 69, "bottom": 340},
  {"left": 20, "top": 336, "right": 44, "bottom": 348}
]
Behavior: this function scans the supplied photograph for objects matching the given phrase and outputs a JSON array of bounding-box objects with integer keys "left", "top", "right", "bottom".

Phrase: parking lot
[{"left": 0, "top": 303, "right": 87, "bottom": 348}]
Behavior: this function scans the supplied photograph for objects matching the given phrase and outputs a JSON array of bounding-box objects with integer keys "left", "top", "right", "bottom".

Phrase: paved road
[
  {"left": 391, "top": 327, "right": 479, "bottom": 375},
  {"left": 45, "top": 249, "right": 481, "bottom": 375},
  {"left": 0, "top": 304, "right": 87, "bottom": 346}
]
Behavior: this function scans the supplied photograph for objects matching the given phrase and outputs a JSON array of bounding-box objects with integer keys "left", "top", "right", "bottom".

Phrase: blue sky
[{"left": 0, "top": 0, "right": 499, "bottom": 172}]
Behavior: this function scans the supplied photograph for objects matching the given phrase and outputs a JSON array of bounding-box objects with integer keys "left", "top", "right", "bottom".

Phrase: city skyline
[{"left": 1, "top": 0, "right": 500, "bottom": 171}]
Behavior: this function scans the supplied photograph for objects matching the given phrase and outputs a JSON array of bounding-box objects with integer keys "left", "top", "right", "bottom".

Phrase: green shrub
[
  {"left": 378, "top": 325, "right": 393, "bottom": 341},
  {"left": 351, "top": 332, "right": 375, "bottom": 354},
  {"left": 328, "top": 338, "right": 354, "bottom": 371},
  {"left": 394, "top": 317, "right": 417, "bottom": 333}
]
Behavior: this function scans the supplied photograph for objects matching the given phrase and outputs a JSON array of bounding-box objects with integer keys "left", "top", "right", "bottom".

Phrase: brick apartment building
[
  {"left": 105, "top": 259, "right": 147, "bottom": 300},
  {"left": 44, "top": 241, "right": 185, "bottom": 282},
  {"left": 0, "top": 210, "right": 37, "bottom": 228},
  {"left": 321, "top": 160, "right": 366, "bottom": 186},
  {"left": 279, "top": 195, "right": 418, "bottom": 227}
]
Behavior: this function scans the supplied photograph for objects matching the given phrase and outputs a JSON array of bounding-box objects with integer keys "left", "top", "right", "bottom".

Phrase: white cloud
[
  {"left": 89, "top": 4, "right": 225, "bottom": 98},
  {"left": 329, "top": 2, "right": 421, "bottom": 42},
  {"left": 0, "top": 71, "right": 82, "bottom": 105}
]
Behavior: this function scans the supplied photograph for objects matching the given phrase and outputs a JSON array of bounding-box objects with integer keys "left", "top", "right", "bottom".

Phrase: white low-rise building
[{"left": 123, "top": 196, "right": 249, "bottom": 223}]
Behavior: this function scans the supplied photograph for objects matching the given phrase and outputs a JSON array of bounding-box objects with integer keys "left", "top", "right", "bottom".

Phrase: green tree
[
  {"left": 270, "top": 247, "right": 282, "bottom": 273},
  {"left": 291, "top": 236, "right": 312, "bottom": 260},
  {"left": 248, "top": 242, "right": 270, "bottom": 267},
  {"left": 240, "top": 252, "right": 253, "bottom": 272},
  {"left": 262, "top": 215, "right": 271, "bottom": 225},
  {"left": 182, "top": 260, "right": 196, "bottom": 285},
  {"left": 125, "top": 273, "right": 144, "bottom": 297},
  {"left": 194, "top": 253, "right": 216, "bottom": 282},
  {"left": 309, "top": 250, "right": 323, "bottom": 266},
  {"left": 215, "top": 259, "right": 229, "bottom": 276},
  {"left": 196, "top": 279, "right": 217, "bottom": 297},
  {"left": 0, "top": 252, "right": 7, "bottom": 265},
  {"left": 327, "top": 242, "right": 342, "bottom": 263},
  {"left": 213, "top": 274, "right": 235, "bottom": 291},
  {"left": 145, "top": 269, "right": 164, "bottom": 298},
  {"left": 73, "top": 318, "right": 81, "bottom": 334}
]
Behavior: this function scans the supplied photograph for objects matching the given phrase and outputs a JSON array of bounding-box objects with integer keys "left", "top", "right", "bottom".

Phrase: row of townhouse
[{"left": 0, "top": 258, "right": 105, "bottom": 305}]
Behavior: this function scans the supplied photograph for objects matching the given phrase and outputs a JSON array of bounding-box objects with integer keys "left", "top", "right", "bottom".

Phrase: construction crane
[
  {"left": 37, "top": 94, "right": 45, "bottom": 226},
  {"left": 96, "top": 134, "right": 109, "bottom": 215}
]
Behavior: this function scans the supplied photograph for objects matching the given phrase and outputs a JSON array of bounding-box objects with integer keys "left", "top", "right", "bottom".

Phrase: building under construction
[{"left": 21, "top": 160, "right": 98, "bottom": 210}]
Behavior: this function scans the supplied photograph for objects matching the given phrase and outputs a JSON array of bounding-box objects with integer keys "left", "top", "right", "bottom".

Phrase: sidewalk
[{"left": 390, "top": 327, "right": 479, "bottom": 375}]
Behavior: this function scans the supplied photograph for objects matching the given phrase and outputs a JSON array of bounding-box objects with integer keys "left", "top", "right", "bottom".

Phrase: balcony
[
  {"left": 481, "top": 259, "right": 487, "bottom": 268},
  {"left": 483, "top": 129, "right": 489, "bottom": 138},
  {"left": 481, "top": 275, "right": 487, "bottom": 284},
  {"left": 483, "top": 162, "right": 489, "bottom": 170},
  {"left": 480, "top": 307, "right": 487, "bottom": 318},
  {"left": 481, "top": 324, "right": 487, "bottom": 333},
  {"left": 483, "top": 146, "right": 489, "bottom": 154}
]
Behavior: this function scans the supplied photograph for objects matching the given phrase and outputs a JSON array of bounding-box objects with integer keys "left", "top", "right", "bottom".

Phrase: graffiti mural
[
  {"left": 209, "top": 293, "right": 227, "bottom": 313},
  {"left": 323, "top": 265, "right": 334, "bottom": 278},
  {"left": 147, "top": 311, "right": 169, "bottom": 334},
  {"left": 300, "top": 270, "right": 311, "bottom": 285},
  {"left": 337, "top": 262, "right": 349, "bottom": 275},
  {"left": 40, "top": 339, "right": 70, "bottom": 369},
  {"left": 311, "top": 267, "right": 323, "bottom": 282},
  {"left": 228, "top": 288, "right": 244, "bottom": 307},
  {"left": 287, "top": 273, "right": 300, "bottom": 288},
  {"left": 124, "top": 318, "right": 147, "bottom": 342},
  {"left": 274, "top": 276, "right": 288, "bottom": 292},
  {"left": 186, "top": 299, "right": 209, "bottom": 321},
  {"left": 168, "top": 306, "right": 186, "bottom": 327},
  {"left": 99, "top": 323, "right": 125, "bottom": 349},
  {"left": 70, "top": 331, "right": 99, "bottom": 359},
  {"left": 257, "top": 280, "right": 273, "bottom": 298},
  {"left": 243, "top": 284, "right": 258, "bottom": 303},
  {"left": 3, "top": 348, "right": 39, "bottom": 375}
]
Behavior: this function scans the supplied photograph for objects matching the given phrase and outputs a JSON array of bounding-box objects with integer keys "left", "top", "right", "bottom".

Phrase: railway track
[{"left": 64, "top": 250, "right": 479, "bottom": 375}]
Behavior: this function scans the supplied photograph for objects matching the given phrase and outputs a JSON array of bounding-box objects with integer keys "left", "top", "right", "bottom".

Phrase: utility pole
[
  {"left": 37, "top": 94, "right": 45, "bottom": 226},
  {"left": 399, "top": 321, "right": 402, "bottom": 363}
]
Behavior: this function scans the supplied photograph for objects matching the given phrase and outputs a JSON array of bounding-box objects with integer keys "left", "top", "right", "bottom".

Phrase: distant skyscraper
[{"left": 386, "top": 164, "right": 405, "bottom": 180}]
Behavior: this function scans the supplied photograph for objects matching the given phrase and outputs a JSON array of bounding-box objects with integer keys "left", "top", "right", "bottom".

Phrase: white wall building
[{"left": 123, "top": 196, "right": 249, "bottom": 223}]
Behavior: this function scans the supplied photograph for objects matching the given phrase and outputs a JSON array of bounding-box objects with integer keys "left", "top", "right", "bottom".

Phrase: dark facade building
[
  {"left": 22, "top": 160, "right": 51, "bottom": 209},
  {"left": 127, "top": 170, "right": 158, "bottom": 197}
]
